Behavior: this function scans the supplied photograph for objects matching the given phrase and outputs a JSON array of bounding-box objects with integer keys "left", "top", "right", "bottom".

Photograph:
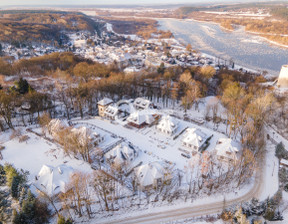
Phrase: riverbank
[{"left": 158, "top": 18, "right": 287, "bottom": 76}]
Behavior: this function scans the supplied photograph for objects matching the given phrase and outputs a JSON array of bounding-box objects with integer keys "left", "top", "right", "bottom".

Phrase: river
[{"left": 158, "top": 18, "right": 288, "bottom": 76}]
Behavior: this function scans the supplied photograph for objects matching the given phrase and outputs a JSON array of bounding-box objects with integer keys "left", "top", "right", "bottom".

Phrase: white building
[
  {"left": 105, "top": 142, "right": 137, "bottom": 168},
  {"left": 133, "top": 97, "right": 152, "bottom": 110},
  {"left": 215, "top": 138, "right": 239, "bottom": 163},
  {"left": 127, "top": 111, "right": 155, "bottom": 128},
  {"left": 34, "top": 164, "right": 74, "bottom": 197},
  {"left": 277, "top": 65, "right": 288, "bottom": 88},
  {"left": 135, "top": 162, "right": 171, "bottom": 190},
  {"left": 182, "top": 128, "right": 208, "bottom": 152},
  {"left": 104, "top": 105, "right": 119, "bottom": 120},
  {"left": 156, "top": 115, "right": 179, "bottom": 135},
  {"left": 98, "top": 98, "right": 113, "bottom": 117}
]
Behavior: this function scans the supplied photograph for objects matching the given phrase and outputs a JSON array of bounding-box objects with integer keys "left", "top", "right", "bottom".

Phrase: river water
[{"left": 158, "top": 18, "right": 288, "bottom": 76}]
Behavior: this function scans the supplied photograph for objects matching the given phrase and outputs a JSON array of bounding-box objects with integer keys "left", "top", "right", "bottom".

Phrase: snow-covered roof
[
  {"left": 182, "top": 128, "right": 207, "bottom": 148},
  {"left": 104, "top": 105, "right": 119, "bottom": 117},
  {"left": 34, "top": 164, "right": 74, "bottom": 197},
  {"left": 127, "top": 110, "right": 155, "bottom": 126},
  {"left": 133, "top": 97, "right": 151, "bottom": 110},
  {"left": 48, "top": 119, "right": 68, "bottom": 134},
  {"left": 157, "top": 115, "right": 178, "bottom": 134},
  {"left": 98, "top": 98, "right": 113, "bottom": 106},
  {"left": 135, "top": 162, "right": 167, "bottom": 187},
  {"left": 280, "top": 159, "right": 288, "bottom": 166},
  {"left": 215, "top": 138, "right": 239, "bottom": 160},
  {"left": 71, "top": 126, "right": 101, "bottom": 146},
  {"left": 105, "top": 142, "right": 137, "bottom": 166}
]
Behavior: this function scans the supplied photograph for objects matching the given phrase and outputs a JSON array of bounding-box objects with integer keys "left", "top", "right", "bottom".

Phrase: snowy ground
[
  {"left": 0, "top": 102, "right": 284, "bottom": 223},
  {"left": 72, "top": 114, "right": 230, "bottom": 172},
  {"left": 0, "top": 129, "right": 93, "bottom": 195}
]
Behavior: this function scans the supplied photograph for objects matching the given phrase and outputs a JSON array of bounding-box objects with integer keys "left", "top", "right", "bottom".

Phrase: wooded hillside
[{"left": 0, "top": 10, "right": 103, "bottom": 46}]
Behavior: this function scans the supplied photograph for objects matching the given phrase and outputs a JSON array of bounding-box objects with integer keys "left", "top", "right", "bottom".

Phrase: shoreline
[
  {"left": 187, "top": 18, "right": 288, "bottom": 49},
  {"left": 104, "top": 18, "right": 276, "bottom": 77},
  {"left": 158, "top": 17, "right": 288, "bottom": 49}
]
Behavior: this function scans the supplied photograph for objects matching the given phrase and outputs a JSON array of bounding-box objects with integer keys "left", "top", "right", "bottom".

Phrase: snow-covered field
[{"left": 0, "top": 129, "right": 92, "bottom": 195}]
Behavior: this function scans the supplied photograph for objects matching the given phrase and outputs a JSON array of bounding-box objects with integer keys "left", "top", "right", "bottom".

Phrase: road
[
  {"left": 96, "top": 129, "right": 269, "bottom": 224},
  {"left": 98, "top": 162, "right": 263, "bottom": 224}
]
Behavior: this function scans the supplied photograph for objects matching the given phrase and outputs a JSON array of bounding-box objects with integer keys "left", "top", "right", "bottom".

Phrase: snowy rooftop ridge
[
  {"left": 215, "top": 138, "right": 239, "bottom": 158},
  {"left": 182, "top": 128, "right": 207, "bottom": 148},
  {"left": 105, "top": 142, "right": 137, "bottom": 166},
  {"left": 135, "top": 161, "right": 168, "bottom": 188},
  {"left": 98, "top": 97, "right": 113, "bottom": 106},
  {"left": 157, "top": 115, "right": 179, "bottom": 134},
  {"left": 34, "top": 164, "right": 74, "bottom": 197}
]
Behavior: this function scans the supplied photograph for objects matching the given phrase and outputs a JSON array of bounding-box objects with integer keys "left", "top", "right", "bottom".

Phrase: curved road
[{"left": 98, "top": 160, "right": 264, "bottom": 224}]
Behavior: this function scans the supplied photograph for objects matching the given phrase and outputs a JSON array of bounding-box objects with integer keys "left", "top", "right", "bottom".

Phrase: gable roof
[
  {"left": 182, "top": 128, "right": 207, "bottom": 148},
  {"left": 105, "top": 142, "right": 137, "bottom": 165},
  {"left": 104, "top": 105, "right": 119, "bottom": 117},
  {"left": 215, "top": 138, "right": 239, "bottom": 159},
  {"left": 127, "top": 110, "right": 155, "bottom": 126},
  {"left": 157, "top": 115, "right": 178, "bottom": 133},
  {"left": 98, "top": 98, "right": 113, "bottom": 106},
  {"left": 133, "top": 97, "right": 151, "bottom": 110},
  {"left": 34, "top": 164, "right": 74, "bottom": 196},
  {"left": 135, "top": 162, "right": 166, "bottom": 187}
]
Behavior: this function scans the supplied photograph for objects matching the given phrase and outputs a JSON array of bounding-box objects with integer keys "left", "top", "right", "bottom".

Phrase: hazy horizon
[{"left": 0, "top": 0, "right": 274, "bottom": 7}]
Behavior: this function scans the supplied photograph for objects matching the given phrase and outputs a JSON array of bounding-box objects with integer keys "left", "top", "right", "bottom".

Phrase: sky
[{"left": 0, "top": 0, "right": 262, "bottom": 6}]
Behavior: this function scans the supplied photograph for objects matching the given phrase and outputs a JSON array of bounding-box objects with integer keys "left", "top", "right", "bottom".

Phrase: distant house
[
  {"left": 98, "top": 98, "right": 113, "bottom": 117},
  {"left": 71, "top": 126, "right": 104, "bottom": 147},
  {"left": 182, "top": 128, "right": 208, "bottom": 152},
  {"left": 34, "top": 164, "right": 74, "bottom": 197},
  {"left": 104, "top": 105, "right": 119, "bottom": 120},
  {"left": 105, "top": 142, "right": 137, "bottom": 168},
  {"left": 135, "top": 162, "right": 171, "bottom": 190},
  {"left": 215, "top": 138, "right": 239, "bottom": 163},
  {"left": 47, "top": 119, "right": 68, "bottom": 139},
  {"left": 156, "top": 115, "right": 179, "bottom": 135},
  {"left": 126, "top": 110, "right": 154, "bottom": 128},
  {"left": 133, "top": 97, "right": 152, "bottom": 110}
]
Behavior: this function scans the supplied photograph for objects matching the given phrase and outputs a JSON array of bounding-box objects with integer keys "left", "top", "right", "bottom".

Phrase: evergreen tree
[
  {"left": 11, "top": 175, "right": 21, "bottom": 199},
  {"left": 275, "top": 142, "right": 287, "bottom": 159},
  {"left": 0, "top": 164, "right": 5, "bottom": 185},
  {"left": 4, "top": 164, "right": 18, "bottom": 187},
  {"left": 0, "top": 190, "right": 11, "bottom": 223},
  {"left": 57, "top": 215, "right": 73, "bottom": 224},
  {"left": 157, "top": 62, "right": 165, "bottom": 74},
  {"left": 12, "top": 190, "right": 50, "bottom": 224},
  {"left": 14, "top": 78, "right": 32, "bottom": 95}
]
